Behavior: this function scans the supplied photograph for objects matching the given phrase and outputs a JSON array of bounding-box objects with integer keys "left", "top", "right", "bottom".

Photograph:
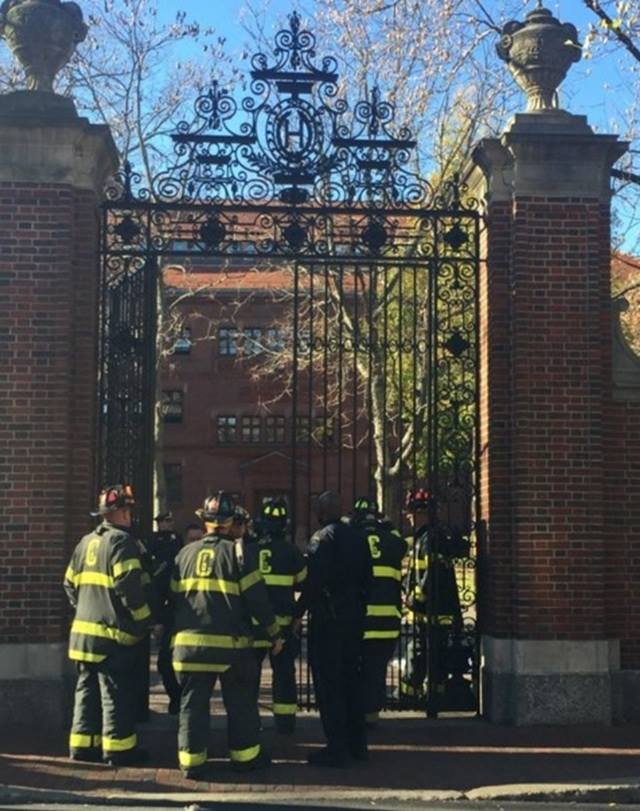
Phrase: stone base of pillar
[
  {"left": 481, "top": 637, "right": 619, "bottom": 725},
  {"left": 0, "top": 643, "right": 74, "bottom": 728},
  {"left": 612, "top": 671, "right": 640, "bottom": 723}
]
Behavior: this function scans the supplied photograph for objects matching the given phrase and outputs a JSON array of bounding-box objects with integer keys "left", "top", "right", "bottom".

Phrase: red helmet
[
  {"left": 405, "top": 488, "right": 431, "bottom": 512},
  {"left": 92, "top": 484, "right": 136, "bottom": 516}
]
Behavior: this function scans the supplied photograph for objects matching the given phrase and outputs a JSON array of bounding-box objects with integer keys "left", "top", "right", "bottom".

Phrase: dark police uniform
[
  {"left": 350, "top": 510, "right": 407, "bottom": 724},
  {"left": 170, "top": 523, "right": 282, "bottom": 775},
  {"left": 252, "top": 518, "right": 307, "bottom": 732},
  {"left": 64, "top": 519, "right": 152, "bottom": 763},
  {"left": 297, "top": 518, "right": 371, "bottom": 765},
  {"left": 149, "top": 525, "right": 183, "bottom": 711}
]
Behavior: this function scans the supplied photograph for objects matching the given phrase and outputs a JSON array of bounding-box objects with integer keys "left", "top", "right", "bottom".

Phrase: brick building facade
[{"left": 159, "top": 264, "right": 366, "bottom": 544}]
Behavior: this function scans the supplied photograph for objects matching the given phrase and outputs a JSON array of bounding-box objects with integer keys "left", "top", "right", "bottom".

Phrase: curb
[{"left": 3, "top": 781, "right": 640, "bottom": 806}]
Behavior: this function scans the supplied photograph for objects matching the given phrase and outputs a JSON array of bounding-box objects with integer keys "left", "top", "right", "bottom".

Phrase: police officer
[
  {"left": 297, "top": 490, "right": 371, "bottom": 767},
  {"left": 170, "top": 492, "right": 285, "bottom": 780},
  {"left": 252, "top": 499, "right": 307, "bottom": 733},
  {"left": 402, "top": 488, "right": 465, "bottom": 716},
  {"left": 63, "top": 484, "right": 152, "bottom": 765},
  {"left": 350, "top": 497, "right": 407, "bottom": 726},
  {"left": 149, "top": 511, "right": 183, "bottom": 714}
]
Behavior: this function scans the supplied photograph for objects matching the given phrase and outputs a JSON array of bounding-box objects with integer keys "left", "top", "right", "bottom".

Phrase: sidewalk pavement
[{"left": 2, "top": 692, "right": 640, "bottom": 806}]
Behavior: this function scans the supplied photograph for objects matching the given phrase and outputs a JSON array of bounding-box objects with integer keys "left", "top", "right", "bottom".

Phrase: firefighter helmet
[
  {"left": 261, "top": 499, "right": 288, "bottom": 532},
  {"left": 353, "top": 496, "right": 379, "bottom": 520},
  {"left": 405, "top": 488, "right": 431, "bottom": 512},
  {"left": 197, "top": 491, "right": 236, "bottom": 521},
  {"left": 92, "top": 484, "right": 136, "bottom": 516}
]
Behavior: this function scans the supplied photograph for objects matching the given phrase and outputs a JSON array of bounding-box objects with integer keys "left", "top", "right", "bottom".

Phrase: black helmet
[
  {"left": 197, "top": 491, "right": 236, "bottom": 521},
  {"left": 92, "top": 484, "right": 136, "bottom": 517},
  {"left": 353, "top": 496, "right": 379, "bottom": 520},
  {"left": 261, "top": 499, "right": 288, "bottom": 532}
]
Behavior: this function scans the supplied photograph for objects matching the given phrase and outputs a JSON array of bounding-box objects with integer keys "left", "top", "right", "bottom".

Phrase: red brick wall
[
  {"left": 605, "top": 400, "right": 640, "bottom": 668},
  {"left": 0, "top": 182, "right": 100, "bottom": 645},
  {"left": 481, "top": 195, "right": 612, "bottom": 641}
]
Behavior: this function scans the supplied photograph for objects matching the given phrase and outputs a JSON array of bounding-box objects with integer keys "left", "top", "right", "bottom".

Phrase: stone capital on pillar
[
  {"left": 0, "top": 90, "right": 117, "bottom": 192},
  {"left": 471, "top": 112, "right": 628, "bottom": 206}
]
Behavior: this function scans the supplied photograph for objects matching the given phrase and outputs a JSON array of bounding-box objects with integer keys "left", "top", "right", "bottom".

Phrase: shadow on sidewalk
[{"left": 2, "top": 710, "right": 640, "bottom": 796}]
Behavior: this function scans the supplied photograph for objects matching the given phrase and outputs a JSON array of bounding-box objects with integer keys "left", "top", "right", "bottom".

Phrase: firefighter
[
  {"left": 402, "top": 488, "right": 466, "bottom": 716},
  {"left": 401, "top": 489, "right": 430, "bottom": 701},
  {"left": 149, "top": 511, "right": 183, "bottom": 714},
  {"left": 252, "top": 499, "right": 307, "bottom": 733},
  {"left": 350, "top": 497, "right": 407, "bottom": 727},
  {"left": 170, "top": 492, "right": 285, "bottom": 780},
  {"left": 63, "top": 484, "right": 152, "bottom": 766},
  {"left": 296, "top": 490, "right": 371, "bottom": 767}
]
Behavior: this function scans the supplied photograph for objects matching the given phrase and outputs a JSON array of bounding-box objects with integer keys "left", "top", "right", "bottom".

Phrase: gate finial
[
  {"left": 496, "top": 4, "right": 581, "bottom": 112},
  {"left": 0, "top": 0, "right": 88, "bottom": 93}
]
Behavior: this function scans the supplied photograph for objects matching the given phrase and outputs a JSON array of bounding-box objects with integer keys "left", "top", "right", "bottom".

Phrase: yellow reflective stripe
[
  {"left": 131, "top": 604, "right": 151, "bottom": 621},
  {"left": 64, "top": 566, "right": 76, "bottom": 583},
  {"left": 391, "top": 530, "right": 403, "bottom": 538},
  {"left": 69, "top": 649, "right": 107, "bottom": 663},
  {"left": 172, "top": 631, "right": 250, "bottom": 649},
  {"left": 263, "top": 573, "right": 295, "bottom": 586},
  {"left": 141, "top": 572, "right": 151, "bottom": 585},
  {"left": 113, "top": 558, "right": 142, "bottom": 578},
  {"left": 266, "top": 621, "right": 280, "bottom": 637},
  {"left": 102, "top": 733, "right": 137, "bottom": 753},
  {"left": 179, "top": 749, "right": 207, "bottom": 768},
  {"left": 364, "top": 630, "right": 400, "bottom": 640},
  {"left": 252, "top": 640, "right": 272, "bottom": 648},
  {"left": 171, "top": 577, "right": 240, "bottom": 595},
  {"left": 276, "top": 614, "right": 292, "bottom": 626},
  {"left": 72, "top": 571, "right": 115, "bottom": 588},
  {"left": 366, "top": 605, "right": 401, "bottom": 617},
  {"left": 372, "top": 566, "right": 401, "bottom": 581},
  {"left": 240, "top": 570, "right": 262, "bottom": 591},
  {"left": 294, "top": 566, "right": 308, "bottom": 584},
  {"left": 173, "top": 661, "right": 230, "bottom": 673},
  {"left": 273, "top": 702, "right": 297, "bottom": 715},
  {"left": 415, "top": 560, "right": 427, "bottom": 571},
  {"left": 69, "top": 733, "right": 95, "bottom": 749},
  {"left": 230, "top": 743, "right": 260, "bottom": 763},
  {"left": 71, "top": 620, "right": 140, "bottom": 646}
]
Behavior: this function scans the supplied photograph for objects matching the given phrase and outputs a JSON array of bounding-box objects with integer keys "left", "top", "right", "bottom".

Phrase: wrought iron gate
[{"left": 99, "top": 13, "right": 480, "bottom": 714}]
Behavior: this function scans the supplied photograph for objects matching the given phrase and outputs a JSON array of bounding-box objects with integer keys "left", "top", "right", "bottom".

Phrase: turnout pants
[
  {"left": 253, "top": 633, "right": 300, "bottom": 732},
  {"left": 177, "top": 650, "right": 262, "bottom": 771},
  {"left": 70, "top": 646, "right": 138, "bottom": 758},
  {"left": 362, "top": 637, "right": 397, "bottom": 722},
  {"left": 309, "top": 619, "right": 366, "bottom": 760},
  {"left": 402, "top": 622, "right": 427, "bottom": 698}
]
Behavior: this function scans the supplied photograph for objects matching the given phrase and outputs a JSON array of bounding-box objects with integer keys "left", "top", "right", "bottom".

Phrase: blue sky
[{"left": 151, "top": 1, "right": 634, "bottom": 140}]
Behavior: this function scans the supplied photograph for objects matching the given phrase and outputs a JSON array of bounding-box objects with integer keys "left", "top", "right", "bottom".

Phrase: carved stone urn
[
  {"left": 496, "top": 3, "right": 581, "bottom": 112},
  {"left": 0, "top": 0, "right": 88, "bottom": 92}
]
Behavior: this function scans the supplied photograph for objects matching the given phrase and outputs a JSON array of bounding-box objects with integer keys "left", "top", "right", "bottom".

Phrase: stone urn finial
[
  {"left": 496, "top": 3, "right": 581, "bottom": 112},
  {"left": 0, "top": 0, "right": 88, "bottom": 93}
]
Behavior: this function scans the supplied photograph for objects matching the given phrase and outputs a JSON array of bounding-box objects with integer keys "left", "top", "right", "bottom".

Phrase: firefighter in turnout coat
[
  {"left": 63, "top": 485, "right": 152, "bottom": 766},
  {"left": 252, "top": 499, "right": 307, "bottom": 733},
  {"left": 350, "top": 497, "right": 407, "bottom": 726},
  {"left": 170, "top": 492, "right": 284, "bottom": 779},
  {"left": 402, "top": 488, "right": 466, "bottom": 715}
]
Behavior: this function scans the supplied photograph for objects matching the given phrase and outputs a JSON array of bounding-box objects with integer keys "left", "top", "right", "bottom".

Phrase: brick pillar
[
  {"left": 0, "top": 92, "right": 117, "bottom": 727},
  {"left": 470, "top": 111, "right": 627, "bottom": 724}
]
